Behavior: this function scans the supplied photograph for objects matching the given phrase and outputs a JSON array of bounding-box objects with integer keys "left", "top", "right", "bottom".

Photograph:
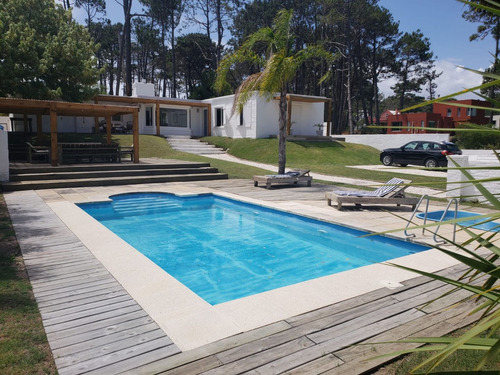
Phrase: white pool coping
[{"left": 46, "top": 187, "right": 461, "bottom": 351}]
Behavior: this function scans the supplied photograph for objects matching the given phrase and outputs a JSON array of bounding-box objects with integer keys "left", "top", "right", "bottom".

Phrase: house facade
[
  {"left": 386, "top": 99, "right": 491, "bottom": 134},
  {"left": 9, "top": 83, "right": 329, "bottom": 139}
]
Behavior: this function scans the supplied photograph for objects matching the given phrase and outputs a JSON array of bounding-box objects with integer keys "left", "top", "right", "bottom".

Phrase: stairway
[
  {"left": 166, "top": 136, "right": 226, "bottom": 155},
  {"left": 2, "top": 162, "right": 228, "bottom": 191}
]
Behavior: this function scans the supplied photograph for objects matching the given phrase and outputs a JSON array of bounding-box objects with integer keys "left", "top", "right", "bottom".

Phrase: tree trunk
[
  {"left": 170, "top": 14, "right": 177, "bottom": 98},
  {"left": 278, "top": 88, "right": 288, "bottom": 174}
]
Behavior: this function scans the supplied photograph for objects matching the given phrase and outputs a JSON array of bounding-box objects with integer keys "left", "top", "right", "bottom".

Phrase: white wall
[
  {"left": 207, "top": 94, "right": 257, "bottom": 138},
  {"left": 447, "top": 153, "right": 500, "bottom": 203},
  {"left": 0, "top": 130, "right": 9, "bottom": 182},
  {"left": 0, "top": 116, "right": 10, "bottom": 131},
  {"left": 341, "top": 134, "right": 450, "bottom": 151}
]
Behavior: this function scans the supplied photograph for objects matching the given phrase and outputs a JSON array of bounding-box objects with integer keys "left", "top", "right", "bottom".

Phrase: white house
[{"left": 9, "top": 83, "right": 331, "bottom": 139}]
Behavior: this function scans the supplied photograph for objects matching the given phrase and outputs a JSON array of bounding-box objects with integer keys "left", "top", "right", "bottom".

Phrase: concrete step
[
  {"left": 166, "top": 137, "right": 226, "bottom": 155},
  {"left": 2, "top": 172, "right": 228, "bottom": 191},
  {"left": 9, "top": 167, "right": 220, "bottom": 181},
  {"left": 3, "top": 161, "right": 228, "bottom": 191}
]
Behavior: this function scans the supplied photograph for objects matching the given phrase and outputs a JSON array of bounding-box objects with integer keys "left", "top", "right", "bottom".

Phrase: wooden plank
[
  {"left": 125, "top": 321, "right": 292, "bottom": 375},
  {"left": 58, "top": 337, "right": 178, "bottom": 375},
  {"left": 48, "top": 316, "right": 157, "bottom": 350},
  {"left": 203, "top": 337, "right": 315, "bottom": 375},
  {"left": 40, "top": 294, "right": 132, "bottom": 321},
  {"left": 46, "top": 310, "right": 149, "bottom": 342},
  {"left": 282, "top": 354, "right": 344, "bottom": 375},
  {"left": 53, "top": 322, "right": 161, "bottom": 357},
  {"left": 43, "top": 299, "right": 140, "bottom": 327},
  {"left": 55, "top": 328, "right": 169, "bottom": 369},
  {"left": 38, "top": 290, "right": 129, "bottom": 314}
]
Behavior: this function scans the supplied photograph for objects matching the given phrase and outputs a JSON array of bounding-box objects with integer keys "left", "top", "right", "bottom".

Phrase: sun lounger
[
  {"left": 325, "top": 178, "right": 419, "bottom": 210},
  {"left": 253, "top": 169, "right": 312, "bottom": 189}
]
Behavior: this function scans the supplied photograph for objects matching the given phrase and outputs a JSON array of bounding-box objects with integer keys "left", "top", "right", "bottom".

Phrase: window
[
  {"left": 446, "top": 108, "right": 452, "bottom": 117},
  {"left": 457, "top": 108, "right": 461, "bottom": 117},
  {"left": 145, "top": 107, "right": 153, "bottom": 126},
  {"left": 112, "top": 114, "right": 121, "bottom": 121},
  {"left": 429, "top": 121, "right": 436, "bottom": 128},
  {"left": 403, "top": 141, "right": 419, "bottom": 151},
  {"left": 216, "top": 108, "right": 224, "bottom": 127},
  {"left": 467, "top": 108, "right": 477, "bottom": 116},
  {"left": 159, "top": 108, "right": 187, "bottom": 127},
  {"left": 421, "top": 120, "right": 425, "bottom": 128},
  {"left": 390, "top": 121, "right": 403, "bottom": 131}
]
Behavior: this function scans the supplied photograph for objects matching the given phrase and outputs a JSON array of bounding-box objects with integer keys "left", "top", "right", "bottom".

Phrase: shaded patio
[{"left": 0, "top": 98, "right": 140, "bottom": 165}]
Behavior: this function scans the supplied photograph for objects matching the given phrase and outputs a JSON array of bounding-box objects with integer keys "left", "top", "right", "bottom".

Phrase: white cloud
[{"left": 378, "top": 59, "right": 485, "bottom": 100}]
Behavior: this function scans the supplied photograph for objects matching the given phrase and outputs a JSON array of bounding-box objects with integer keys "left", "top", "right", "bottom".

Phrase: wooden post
[
  {"left": 105, "top": 115, "right": 112, "bottom": 145},
  {"left": 133, "top": 109, "right": 139, "bottom": 163},
  {"left": 286, "top": 95, "right": 292, "bottom": 136},
  {"left": 156, "top": 102, "right": 160, "bottom": 136},
  {"left": 50, "top": 105, "right": 58, "bottom": 166},
  {"left": 37, "top": 113, "right": 43, "bottom": 140}
]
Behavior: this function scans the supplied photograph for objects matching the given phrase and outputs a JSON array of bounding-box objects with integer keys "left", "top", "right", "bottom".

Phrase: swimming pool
[
  {"left": 416, "top": 210, "right": 500, "bottom": 232},
  {"left": 78, "top": 192, "right": 428, "bottom": 305}
]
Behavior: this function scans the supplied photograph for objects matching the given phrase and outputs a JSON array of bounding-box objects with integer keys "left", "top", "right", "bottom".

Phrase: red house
[{"left": 386, "top": 99, "right": 491, "bottom": 134}]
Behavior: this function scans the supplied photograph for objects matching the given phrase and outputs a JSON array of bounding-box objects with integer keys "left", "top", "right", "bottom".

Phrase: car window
[
  {"left": 446, "top": 144, "right": 461, "bottom": 152},
  {"left": 403, "top": 141, "right": 418, "bottom": 151},
  {"left": 430, "top": 143, "right": 441, "bottom": 150},
  {"left": 421, "top": 142, "right": 430, "bottom": 150}
]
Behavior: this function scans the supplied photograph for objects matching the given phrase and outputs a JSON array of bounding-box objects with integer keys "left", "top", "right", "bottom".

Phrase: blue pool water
[
  {"left": 78, "top": 193, "right": 428, "bottom": 305},
  {"left": 416, "top": 210, "right": 500, "bottom": 232}
]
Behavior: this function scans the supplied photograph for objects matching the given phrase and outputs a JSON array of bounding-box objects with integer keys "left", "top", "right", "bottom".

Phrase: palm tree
[{"left": 215, "top": 9, "right": 334, "bottom": 174}]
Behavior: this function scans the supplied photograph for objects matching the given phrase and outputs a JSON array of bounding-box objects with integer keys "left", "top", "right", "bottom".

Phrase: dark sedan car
[{"left": 380, "top": 141, "right": 462, "bottom": 168}]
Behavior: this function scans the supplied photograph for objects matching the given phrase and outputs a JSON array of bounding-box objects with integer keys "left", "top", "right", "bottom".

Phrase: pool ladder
[{"left": 405, "top": 195, "right": 458, "bottom": 243}]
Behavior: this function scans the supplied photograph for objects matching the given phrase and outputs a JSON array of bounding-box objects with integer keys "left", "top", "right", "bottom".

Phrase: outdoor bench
[{"left": 58, "top": 143, "right": 120, "bottom": 164}]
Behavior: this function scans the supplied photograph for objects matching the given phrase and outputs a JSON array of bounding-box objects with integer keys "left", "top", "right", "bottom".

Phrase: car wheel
[
  {"left": 424, "top": 158, "right": 438, "bottom": 168},
  {"left": 382, "top": 154, "right": 393, "bottom": 166}
]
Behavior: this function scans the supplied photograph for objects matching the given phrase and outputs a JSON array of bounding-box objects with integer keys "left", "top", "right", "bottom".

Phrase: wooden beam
[
  {"left": 50, "top": 105, "right": 58, "bottom": 166},
  {"left": 133, "top": 109, "right": 139, "bottom": 163}
]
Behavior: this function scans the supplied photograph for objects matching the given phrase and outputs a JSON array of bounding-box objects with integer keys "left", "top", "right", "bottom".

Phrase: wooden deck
[{"left": 5, "top": 183, "right": 483, "bottom": 375}]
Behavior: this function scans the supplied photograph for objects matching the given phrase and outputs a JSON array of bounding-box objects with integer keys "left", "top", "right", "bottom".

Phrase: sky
[
  {"left": 71, "top": 0, "right": 495, "bottom": 100},
  {"left": 378, "top": 0, "right": 494, "bottom": 99}
]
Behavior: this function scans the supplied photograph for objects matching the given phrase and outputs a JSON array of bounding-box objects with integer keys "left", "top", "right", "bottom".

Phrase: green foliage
[
  {"left": 0, "top": 0, "right": 101, "bottom": 101},
  {"left": 455, "top": 123, "right": 500, "bottom": 149}
]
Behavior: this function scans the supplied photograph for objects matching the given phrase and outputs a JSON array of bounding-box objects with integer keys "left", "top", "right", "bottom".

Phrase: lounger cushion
[{"left": 334, "top": 178, "right": 404, "bottom": 197}]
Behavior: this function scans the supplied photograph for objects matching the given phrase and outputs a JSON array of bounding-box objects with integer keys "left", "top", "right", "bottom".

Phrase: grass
[
  {"left": 0, "top": 194, "right": 57, "bottom": 375},
  {"left": 372, "top": 326, "right": 500, "bottom": 374},
  {"left": 110, "top": 135, "right": 447, "bottom": 190}
]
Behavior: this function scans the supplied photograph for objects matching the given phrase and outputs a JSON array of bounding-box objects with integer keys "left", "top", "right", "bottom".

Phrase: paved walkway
[{"left": 202, "top": 153, "right": 447, "bottom": 198}]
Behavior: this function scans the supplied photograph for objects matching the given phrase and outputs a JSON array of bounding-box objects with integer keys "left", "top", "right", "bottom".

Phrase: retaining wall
[{"left": 341, "top": 134, "right": 450, "bottom": 151}]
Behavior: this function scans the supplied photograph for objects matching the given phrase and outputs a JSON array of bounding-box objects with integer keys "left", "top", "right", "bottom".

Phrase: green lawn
[{"left": 111, "top": 135, "right": 447, "bottom": 190}]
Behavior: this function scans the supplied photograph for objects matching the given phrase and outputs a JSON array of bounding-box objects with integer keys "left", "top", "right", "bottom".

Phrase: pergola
[
  {"left": 94, "top": 94, "right": 212, "bottom": 136},
  {"left": 274, "top": 94, "right": 333, "bottom": 136},
  {"left": 0, "top": 98, "right": 140, "bottom": 166}
]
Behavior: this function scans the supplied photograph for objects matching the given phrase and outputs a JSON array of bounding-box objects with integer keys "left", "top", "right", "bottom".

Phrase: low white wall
[
  {"left": 0, "top": 130, "right": 9, "bottom": 182},
  {"left": 447, "top": 153, "right": 500, "bottom": 203},
  {"left": 341, "top": 134, "right": 450, "bottom": 151}
]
